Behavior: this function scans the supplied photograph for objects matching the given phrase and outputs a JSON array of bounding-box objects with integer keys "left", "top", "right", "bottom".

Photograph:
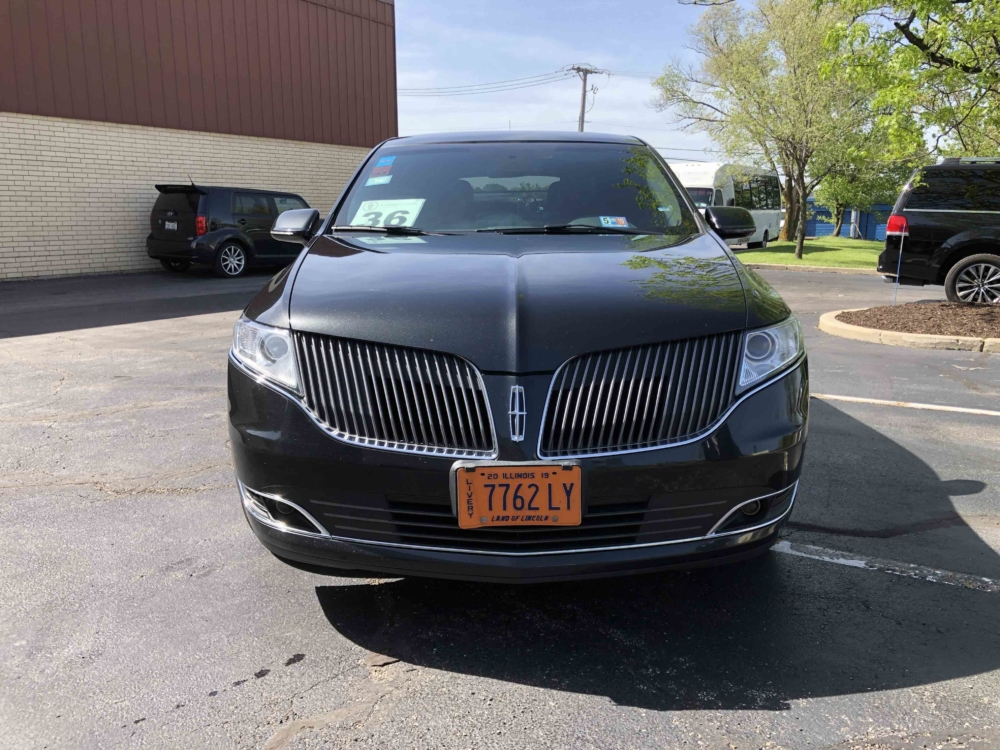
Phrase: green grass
[{"left": 736, "top": 236, "right": 883, "bottom": 269}]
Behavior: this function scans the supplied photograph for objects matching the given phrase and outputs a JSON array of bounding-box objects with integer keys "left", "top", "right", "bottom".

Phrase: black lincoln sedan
[{"left": 228, "top": 132, "right": 808, "bottom": 583}]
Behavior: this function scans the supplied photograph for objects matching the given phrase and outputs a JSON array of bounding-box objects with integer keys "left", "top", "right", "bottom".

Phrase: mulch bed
[{"left": 837, "top": 302, "right": 1000, "bottom": 339}]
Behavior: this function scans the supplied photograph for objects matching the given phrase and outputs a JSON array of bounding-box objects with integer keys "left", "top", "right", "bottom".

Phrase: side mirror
[
  {"left": 271, "top": 208, "right": 320, "bottom": 245},
  {"left": 704, "top": 206, "right": 756, "bottom": 240}
]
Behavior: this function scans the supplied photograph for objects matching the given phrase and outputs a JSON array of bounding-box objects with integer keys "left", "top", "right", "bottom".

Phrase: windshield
[
  {"left": 685, "top": 187, "right": 714, "bottom": 208},
  {"left": 332, "top": 142, "right": 700, "bottom": 236}
]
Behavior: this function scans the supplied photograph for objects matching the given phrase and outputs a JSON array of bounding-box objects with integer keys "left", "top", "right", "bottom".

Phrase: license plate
[
  {"left": 164, "top": 221, "right": 178, "bottom": 230},
  {"left": 454, "top": 463, "right": 582, "bottom": 529}
]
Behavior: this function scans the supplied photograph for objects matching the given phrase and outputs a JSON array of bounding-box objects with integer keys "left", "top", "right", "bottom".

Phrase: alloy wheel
[
  {"left": 954, "top": 262, "right": 1000, "bottom": 303},
  {"left": 220, "top": 245, "right": 246, "bottom": 277}
]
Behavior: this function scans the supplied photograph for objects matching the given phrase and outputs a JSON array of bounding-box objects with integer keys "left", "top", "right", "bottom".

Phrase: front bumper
[
  {"left": 877, "top": 241, "right": 932, "bottom": 285},
  {"left": 229, "top": 357, "right": 808, "bottom": 583}
]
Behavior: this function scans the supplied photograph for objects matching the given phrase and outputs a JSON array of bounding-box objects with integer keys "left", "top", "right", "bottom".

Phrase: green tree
[
  {"left": 653, "top": 0, "right": 892, "bottom": 258},
  {"left": 827, "top": 0, "right": 1000, "bottom": 155}
]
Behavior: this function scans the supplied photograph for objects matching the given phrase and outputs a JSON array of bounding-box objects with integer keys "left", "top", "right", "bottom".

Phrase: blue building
[{"left": 805, "top": 198, "right": 893, "bottom": 241}]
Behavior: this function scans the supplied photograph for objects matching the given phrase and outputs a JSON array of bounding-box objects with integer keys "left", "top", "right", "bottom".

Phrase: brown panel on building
[{"left": 0, "top": 0, "right": 397, "bottom": 147}]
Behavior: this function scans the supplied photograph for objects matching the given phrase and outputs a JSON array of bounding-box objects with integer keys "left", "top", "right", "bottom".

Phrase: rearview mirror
[
  {"left": 704, "top": 206, "right": 756, "bottom": 240},
  {"left": 271, "top": 208, "right": 320, "bottom": 245}
]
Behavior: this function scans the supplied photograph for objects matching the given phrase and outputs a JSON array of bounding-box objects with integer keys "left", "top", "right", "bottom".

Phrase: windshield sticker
[
  {"left": 353, "top": 236, "right": 427, "bottom": 245},
  {"left": 370, "top": 165, "right": 392, "bottom": 177},
  {"left": 599, "top": 216, "right": 629, "bottom": 227},
  {"left": 375, "top": 155, "right": 396, "bottom": 167},
  {"left": 365, "top": 175, "right": 392, "bottom": 187},
  {"left": 350, "top": 199, "right": 426, "bottom": 227}
]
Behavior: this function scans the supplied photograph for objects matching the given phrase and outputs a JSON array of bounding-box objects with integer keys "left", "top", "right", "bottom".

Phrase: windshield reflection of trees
[
  {"left": 614, "top": 147, "right": 700, "bottom": 235},
  {"left": 622, "top": 253, "right": 745, "bottom": 309}
]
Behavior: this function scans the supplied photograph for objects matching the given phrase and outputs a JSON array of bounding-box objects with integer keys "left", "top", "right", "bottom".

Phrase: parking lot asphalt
[{"left": 2, "top": 267, "right": 999, "bottom": 750}]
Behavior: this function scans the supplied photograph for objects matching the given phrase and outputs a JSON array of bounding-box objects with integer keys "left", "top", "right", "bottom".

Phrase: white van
[{"left": 670, "top": 162, "right": 783, "bottom": 248}]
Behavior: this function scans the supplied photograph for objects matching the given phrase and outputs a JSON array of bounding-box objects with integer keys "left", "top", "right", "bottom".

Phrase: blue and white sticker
[
  {"left": 599, "top": 216, "right": 629, "bottom": 227},
  {"left": 353, "top": 236, "right": 426, "bottom": 245},
  {"left": 365, "top": 175, "right": 392, "bottom": 187},
  {"left": 375, "top": 155, "right": 396, "bottom": 167}
]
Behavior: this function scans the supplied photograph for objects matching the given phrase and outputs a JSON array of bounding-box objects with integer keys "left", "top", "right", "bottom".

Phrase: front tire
[
  {"left": 215, "top": 243, "right": 248, "bottom": 278},
  {"left": 159, "top": 259, "right": 191, "bottom": 273},
  {"left": 747, "top": 231, "right": 768, "bottom": 250},
  {"left": 945, "top": 254, "right": 1000, "bottom": 304}
]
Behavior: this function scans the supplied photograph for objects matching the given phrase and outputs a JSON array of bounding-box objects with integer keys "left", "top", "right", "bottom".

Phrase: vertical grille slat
[
  {"left": 665, "top": 340, "right": 690, "bottom": 441},
  {"left": 464, "top": 363, "right": 489, "bottom": 451},
  {"left": 540, "top": 332, "right": 743, "bottom": 458},
  {"left": 440, "top": 356, "right": 469, "bottom": 449},
  {"left": 634, "top": 344, "right": 663, "bottom": 447},
  {"left": 295, "top": 333, "right": 495, "bottom": 457},
  {"left": 324, "top": 340, "right": 347, "bottom": 433}
]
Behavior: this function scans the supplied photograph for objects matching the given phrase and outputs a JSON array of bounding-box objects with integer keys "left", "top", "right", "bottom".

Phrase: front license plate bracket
[{"left": 449, "top": 461, "right": 585, "bottom": 529}]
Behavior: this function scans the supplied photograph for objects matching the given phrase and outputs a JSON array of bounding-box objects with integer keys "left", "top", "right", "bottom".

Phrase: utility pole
[{"left": 567, "top": 64, "right": 607, "bottom": 132}]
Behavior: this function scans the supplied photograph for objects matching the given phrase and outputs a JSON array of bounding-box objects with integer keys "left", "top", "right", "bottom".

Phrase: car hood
[{"left": 287, "top": 232, "right": 750, "bottom": 373}]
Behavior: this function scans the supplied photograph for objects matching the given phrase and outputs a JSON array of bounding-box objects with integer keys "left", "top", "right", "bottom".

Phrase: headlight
[
  {"left": 232, "top": 317, "right": 299, "bottom": 391},
  {"left": 738, "top": 317, "right": 804, "bottom": 392}
]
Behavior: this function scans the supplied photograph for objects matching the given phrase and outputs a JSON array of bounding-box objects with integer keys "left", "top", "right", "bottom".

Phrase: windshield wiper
[
  {"left": 476, "top": 223, "right": 651, "bottom": 235},
  {"left": 328, "top": 225, "right": 445, "bottom": 236}
]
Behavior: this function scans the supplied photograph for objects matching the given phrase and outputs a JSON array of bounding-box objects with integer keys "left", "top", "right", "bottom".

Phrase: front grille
[
  {"left": 295, "top": 332, "right": 496, "bottom": 458},
  {"left": 312, "top": 492, "right": 735, "bottom": 553},
  {"left": 539, "top": 332, "right": 743, "bottom": 458}
]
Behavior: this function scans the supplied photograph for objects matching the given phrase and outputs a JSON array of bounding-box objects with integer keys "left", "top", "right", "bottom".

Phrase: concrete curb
[
  {"left": 744, "top": 263, "right": 881, "bottom": 276},
  {"left": 818, "top": 309, "right": 1000, "bottom": 353}
]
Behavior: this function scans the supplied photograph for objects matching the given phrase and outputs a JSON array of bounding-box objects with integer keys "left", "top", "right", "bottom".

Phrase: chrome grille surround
[
  {"left": 239, "top": 480, "right": 798, "bottom": 556},
  {"left": 538, "top": 331, "right": 744, "bottom": 459},
  {"left": 294, "top": 332, "right": 498, "bottom": 459}
]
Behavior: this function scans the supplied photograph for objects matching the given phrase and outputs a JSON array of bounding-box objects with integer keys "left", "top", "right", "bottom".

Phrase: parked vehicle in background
[
  {"left": 671, "top": 162, "right": 783, "bottom": 249},
  {"left": 147, "top": 185, "right": 311, "bottom": 278},
  {"left": 878, "top": 158, "right": 1000, "bottom": 303}
]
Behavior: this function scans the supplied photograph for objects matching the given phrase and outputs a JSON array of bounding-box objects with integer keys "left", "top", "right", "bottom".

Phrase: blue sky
[{"left": 394, "top": 0, "right": 718, "bottom": 163}]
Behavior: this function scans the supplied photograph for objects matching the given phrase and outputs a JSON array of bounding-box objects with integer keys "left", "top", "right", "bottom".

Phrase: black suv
[
  {"left": 147, "top": 185, "right": 311, "bottom": 278},
  {"left": 879, "top": 158, "right": 1000, "bottom": 303}
]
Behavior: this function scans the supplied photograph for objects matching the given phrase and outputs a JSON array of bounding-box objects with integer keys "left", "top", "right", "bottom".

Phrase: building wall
[
  {"left": 0, "top": 112, "right": 370, "bottom": 279},
  {"left": 806, "top": 199, "right": 892, "bottom": 242},
  {"left": 0, "top": 0, "right": 397, "bottom": 147}
]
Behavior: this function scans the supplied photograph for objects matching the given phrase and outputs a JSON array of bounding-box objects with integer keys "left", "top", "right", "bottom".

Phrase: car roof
[
  {"left": 386, "top": 131, "right": 644, "bottom": 146},
  {"left": 154, "top": 184, "right": 302, "bottom": 195},
  {"left": 923, "top": 162, "right": 1000, "bottom": 172},
  {"left": 207, "top": 186, "right": 302, "bottom": 194}
]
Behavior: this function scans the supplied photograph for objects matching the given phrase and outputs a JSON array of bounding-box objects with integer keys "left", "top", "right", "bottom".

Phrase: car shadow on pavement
[
  {"left": 0, "top": 267, "right": 276, "bottom": 339},
  {"left": 314, "top": 399, "right": 1000, "bottom": 711}
]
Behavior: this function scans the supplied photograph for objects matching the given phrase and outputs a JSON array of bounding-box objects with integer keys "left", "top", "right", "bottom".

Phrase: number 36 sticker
[{"left": 349, "top": 199, "right": 426, "bottom": 228}]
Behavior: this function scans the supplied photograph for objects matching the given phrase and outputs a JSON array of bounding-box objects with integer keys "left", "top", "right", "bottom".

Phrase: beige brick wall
[{"left": 0, "top": 112, "right": 370, "bottom": 280}]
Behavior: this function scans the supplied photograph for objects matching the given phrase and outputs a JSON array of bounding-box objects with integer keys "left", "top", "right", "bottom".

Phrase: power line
[
  {"left": 399, "top": 70, "right": 576, "bottom": 96},
  {"left": 607, "top": 70, "right": 661, "bottom": 79},
  {"left": 399, "top": 71, "right": 572, "bottom": 93},
  {"left": 398, "top": 75, "right": 575, "bottom": 97},
  {"left": 396, "top": 67, "right": 662, "bottom": 103}
]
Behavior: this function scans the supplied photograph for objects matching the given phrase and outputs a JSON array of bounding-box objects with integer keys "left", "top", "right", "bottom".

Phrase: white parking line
[
  {"left": 811, "top": 393, "right": 1000, "bottom": 417},
  {"left": 773, "top": 541, "right": 1000, "bottom": 593}
]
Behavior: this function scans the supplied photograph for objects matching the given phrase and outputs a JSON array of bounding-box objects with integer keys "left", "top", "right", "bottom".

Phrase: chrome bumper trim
[
  {"left": 240, "top": 480, "right": 797, "bottom": 557},
  {"left": 239, "top": 482, "right": 332, "bottom": 538}
]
